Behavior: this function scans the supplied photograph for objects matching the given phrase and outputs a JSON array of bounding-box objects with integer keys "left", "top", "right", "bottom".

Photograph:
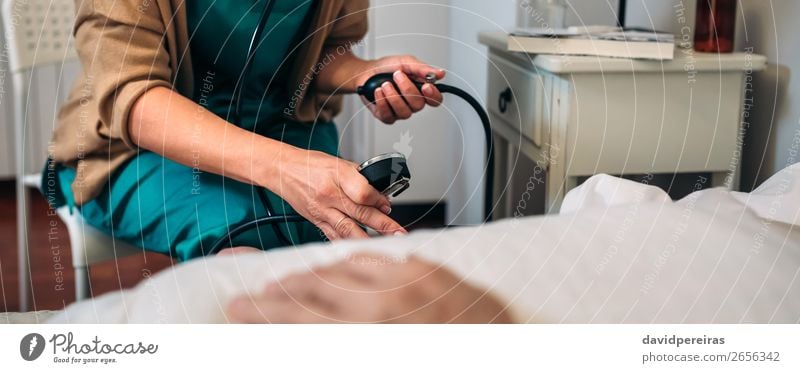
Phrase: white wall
[
  {"left": 735, "top": 0, "right": 800, "bottom": 190},
  {"left": 339, "top": 0, "right": 455, "bottom": 205},
  {"left": 624, "top": 0, "right": 800, "bottom": 190},
  {"left": 445, "top": 1, "right": 515, "bottom": 224}
]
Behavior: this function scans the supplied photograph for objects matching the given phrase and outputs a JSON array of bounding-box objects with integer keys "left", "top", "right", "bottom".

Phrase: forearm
[
  {"left": 314, "top": 48, "right": 372, "bottom": 94},
  {"left": 127, "top": 87, "right": 302, "bottom": 189}
]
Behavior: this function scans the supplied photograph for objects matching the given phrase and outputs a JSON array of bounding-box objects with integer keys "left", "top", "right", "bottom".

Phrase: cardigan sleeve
[
  {"left": 72, "top": 0, "right": 175, "bottom": 148},
  {"left": 324, "top": 0, "right": 370, "bottom": 47}
]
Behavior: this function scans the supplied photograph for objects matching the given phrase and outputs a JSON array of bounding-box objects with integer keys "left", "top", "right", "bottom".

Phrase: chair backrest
[
  {"left": 2, "top": 0, "right": 78, "bottom": 175},
  {"left": 1, "top": 0, "right": 77, "bottom": 73}
]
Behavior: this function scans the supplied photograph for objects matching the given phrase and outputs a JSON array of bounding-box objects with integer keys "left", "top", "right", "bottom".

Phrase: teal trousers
[{"left": 53, "top": 122, "right": 338, "bottom": 261}]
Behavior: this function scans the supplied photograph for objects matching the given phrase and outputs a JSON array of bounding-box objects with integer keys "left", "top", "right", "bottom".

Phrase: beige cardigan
[{"left": 51, "top": 0, "right": 369, "bottom": 205}]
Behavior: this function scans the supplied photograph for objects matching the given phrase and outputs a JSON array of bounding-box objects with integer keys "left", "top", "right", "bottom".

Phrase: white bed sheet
[{"left": 49, "top": 164, "right": 800, "bottom": 323}]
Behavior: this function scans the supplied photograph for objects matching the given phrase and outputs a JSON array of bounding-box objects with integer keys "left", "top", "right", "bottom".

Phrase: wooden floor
[{"left": 0, "top": 181, "right": 174, "bottom": 312}]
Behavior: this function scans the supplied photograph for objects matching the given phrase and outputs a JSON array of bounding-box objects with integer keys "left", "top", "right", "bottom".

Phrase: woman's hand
[
  {"left": 358, "top": 55, "right": 446, "bottom": 124},
  {"left": 268, "top": 148, "right": 406, "bottom": 240},
  {"left": 226, "top": 253, "right": 513, "bottom": 323}
]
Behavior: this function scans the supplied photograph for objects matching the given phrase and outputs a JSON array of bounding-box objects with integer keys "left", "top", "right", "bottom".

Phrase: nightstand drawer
[{"left": 487, "top": 55, "right": 545, "bottom": 146}]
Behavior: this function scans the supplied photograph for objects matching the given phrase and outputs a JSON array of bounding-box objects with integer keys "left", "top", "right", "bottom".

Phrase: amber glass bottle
[{"left": 694, "top": 0, "right": 737, "bottom": 53}]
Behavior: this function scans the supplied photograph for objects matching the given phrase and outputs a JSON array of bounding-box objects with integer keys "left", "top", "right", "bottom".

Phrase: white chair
[{"left": 3, "top": 0, "right": 141, "bottom": 311}]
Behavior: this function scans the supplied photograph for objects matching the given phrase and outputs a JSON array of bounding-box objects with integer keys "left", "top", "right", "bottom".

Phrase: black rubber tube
[
  {"left": 208, "top": 215, "right": 307, "bottom": 255},
  {"left": 233, "top": 0, "right": 275, "bottom": 120},
  {"left": 212, "top": 81, "right": 496, "bottom": 255},
  {"left": 436, "top": 84, "right": 495, "bottom": 224},
  {"left": 356, "top": 74, "right": 494, "bottom": 222},
  {"left": 229, "top": 0, "right": 293, "bottom": 247}
]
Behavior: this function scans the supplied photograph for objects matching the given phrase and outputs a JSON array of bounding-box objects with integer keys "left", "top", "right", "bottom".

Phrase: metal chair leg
[
  {"left": 74, "top": 266, "right": 91, "bottom": 301},
  {"left": 17, "top": 178, "right": 31, "bottom": 311},
  {"left": 14, "top": 70, "right": 32, "bottom": 312}
]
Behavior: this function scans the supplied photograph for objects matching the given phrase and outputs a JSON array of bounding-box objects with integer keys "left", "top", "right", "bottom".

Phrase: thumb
[
  {"left": 402, "top": 62, "right": 446, "bottom": 82},
  {"left": 342, "top": 172, "right": 391, "bottom": 212}
]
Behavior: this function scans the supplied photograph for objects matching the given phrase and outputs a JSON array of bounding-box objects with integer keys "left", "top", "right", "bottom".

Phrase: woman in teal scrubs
[{"left": 51, "top": 1, "right": 446, "bottom": 261}]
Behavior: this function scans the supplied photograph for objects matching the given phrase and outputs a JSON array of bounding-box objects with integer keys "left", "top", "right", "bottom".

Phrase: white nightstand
[{"left": 479, "top": 31, "right": 766, "bottom": 217}]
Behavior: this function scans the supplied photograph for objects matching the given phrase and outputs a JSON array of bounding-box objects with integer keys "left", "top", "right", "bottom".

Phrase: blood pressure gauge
[{"left": 357, "top": 152, "right": 411, "bottom": 198}]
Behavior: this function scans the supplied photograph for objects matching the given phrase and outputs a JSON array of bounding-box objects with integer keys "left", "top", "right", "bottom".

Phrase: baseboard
[{"left": 388, "top": 202, "right": 446, "bottom": 229}]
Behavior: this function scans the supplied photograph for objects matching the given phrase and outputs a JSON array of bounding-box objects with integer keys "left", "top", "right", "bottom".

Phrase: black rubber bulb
[
  {"left": 355, "top": 72, "right": 495, "bottom": 222},
  {"left": 356, "top": 73, "right": 425, "bottom": 104}
]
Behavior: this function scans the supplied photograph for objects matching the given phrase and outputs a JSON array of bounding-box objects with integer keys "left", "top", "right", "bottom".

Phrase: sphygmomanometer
[{"left": 209, "top": 0, "right": 494, "bottom": 254}]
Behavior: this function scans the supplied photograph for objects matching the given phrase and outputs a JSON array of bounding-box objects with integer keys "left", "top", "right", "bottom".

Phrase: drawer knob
[{"left": 498, "top": 87, "right": 513, "bottom": 113}]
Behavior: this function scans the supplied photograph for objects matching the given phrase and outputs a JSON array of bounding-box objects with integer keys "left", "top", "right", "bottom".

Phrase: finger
[
  {"left": 331, "top": 257, "right": 380, "bottom": 283},
  {"left": 341, "top": 200, "right": 406, "bottom": 236},
  {"left": 274, "top": 268, "right": 381, "bottom": 323},
  {"left": 265, "top": 266, "right": 372, "bottom": 319},
  {"left": 327, "top": 209, "right": 369, "bottom": 239},
  {"left": 316, "top": 221, "right": 340, "bottom": 241},
  {"left": 345, "top": 255, "right": 442, "bottom": 293},
  {"left": 360, "top": 95, "right": 377, "bottom": 114},
  {"left": 421, "top": 83, "right": 444, "bottom": 107},
  {"left": 263, "top": 280, "right": 289, "bottom": 299},
  {"left": 269, "top": 272, "right": 316, "bottom": 298},
  {"left": 381, "top": 81, "right": 412, "bottom": 120},
  {"left": 300, "top": 269, "right": 388, "bottom": 323},
  {"left": 226, "top": 296, "right": 331, "bottom": 323},
  {"left": 265, "top": 272, "right": 324, "bottom": 304},
  {"left": 392, "top": 71, "right": 425, "bottom": 112},
  {"left": 373, "top": 89, "right": 396, "bottom": 124},
  {"left": 401, "top": 60, "right": 446, "bottom": 82},
  {"left": 342, "top": 252, "right": 408, "bottom": 281},
  {"left": 217, "top": 247, "right": 261, "bottom": 256},
  {"left": 341, "top": 176, "right": 391, "bottom": 211},
  {"left": 277, "top": 267, "right": 364, "bottom": 304}
]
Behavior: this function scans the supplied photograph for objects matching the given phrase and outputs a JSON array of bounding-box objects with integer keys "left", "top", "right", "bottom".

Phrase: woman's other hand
[
  {"left": 269, "top": 149, "right": 406, "bottom": 240},
  {"left": 217, "top": 246, "right": 261, "bottom": 256},
  {"left": 359, "top": 55, "right": 446, "bottom": 125},
  {"left": 226, "top": 253, "right": 513, "bottom": 324}
]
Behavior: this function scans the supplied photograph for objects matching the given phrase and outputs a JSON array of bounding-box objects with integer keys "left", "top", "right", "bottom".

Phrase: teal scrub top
[
  {"left": 46, "top": 0, "right": 337, "bottom": 260},
  {"left": 186, "top": 0, "right": 314, "bottom": 131}
]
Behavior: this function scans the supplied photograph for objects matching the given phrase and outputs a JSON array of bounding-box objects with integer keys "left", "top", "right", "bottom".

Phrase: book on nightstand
[{"left": 507, "top": 26, "right": 675, "bottom": 61}]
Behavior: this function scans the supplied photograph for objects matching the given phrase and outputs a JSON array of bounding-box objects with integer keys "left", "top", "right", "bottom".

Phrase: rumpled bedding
[{"left": 48, "top": 163, "right": 800, "bottom": 323}]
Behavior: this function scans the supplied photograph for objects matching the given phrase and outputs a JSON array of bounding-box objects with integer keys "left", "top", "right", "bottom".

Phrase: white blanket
[{"left": 49, "top": 164, "right": 800, "bottom": 323}]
